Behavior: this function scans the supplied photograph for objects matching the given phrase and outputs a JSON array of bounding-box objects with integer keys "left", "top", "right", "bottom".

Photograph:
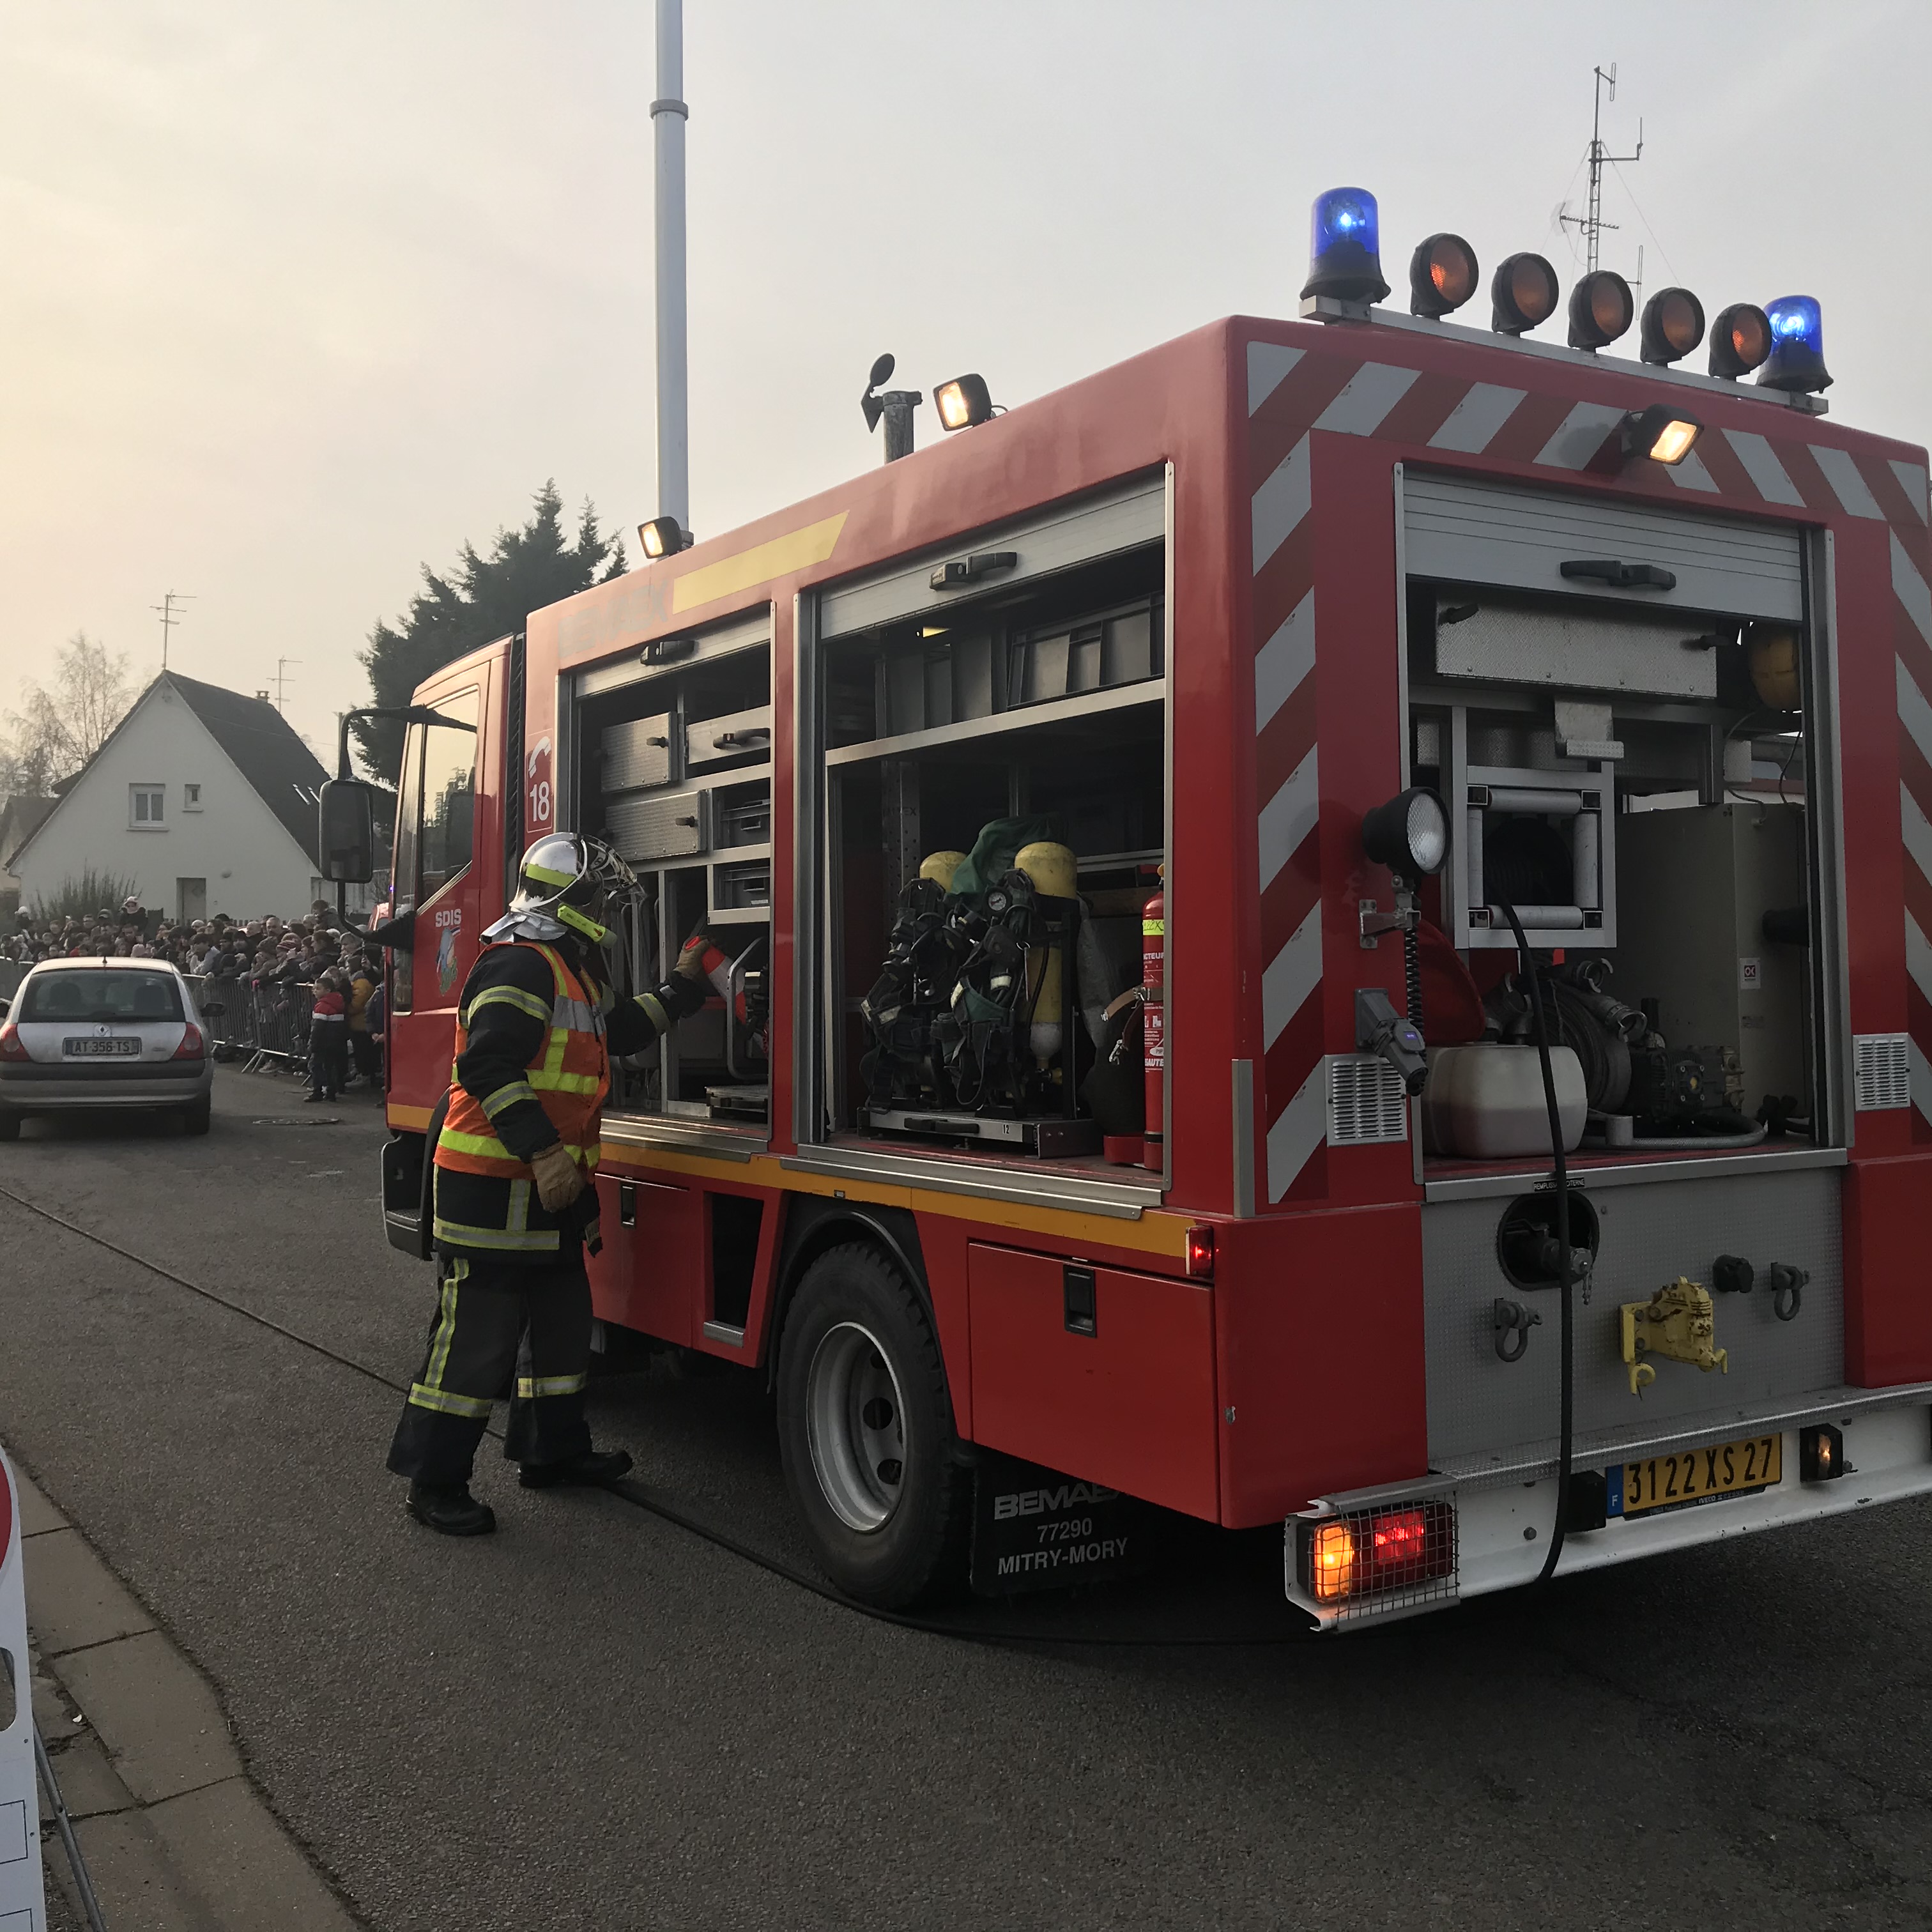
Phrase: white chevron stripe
[
  {"left": 1535, "top": 402, "right": 1625, "bottom": 470},
  {"left": 1723, "top": 430, "right": 1806, "bottom": 507},
  {"left": 1248, "top": 342, "right": 1305, "bottom": 415},
  {"left": 1267, "top": 1056, "right": 1329, "bottom": 1202},
  {"left": 1891, "top": 460, "right": 1930, "bottom": 523},
  {"left": 1667, "top": 449, "right": 1720, "bottom": 493},
  {"left": 1811, "top": 445, "right": 1885, "bottom": 520},
  {"left": 1907, "top": 908, "right": 1932, "bottom": 1008},
  {"left": 1313, "top": 363, "right": 1419, "bottom": 438},
  {"left": 1893, "top": 530, "right": 1932, "bottom": 646},
  {"left": 1913, "top": 1036, "right": 1932, "bottom": 1124},
  {"left": 1262, "top": 903, "right": 1323, "bottom": 1048},
  {"left": 1258, "top": 746, "right": 1319, "bottom": 892},
  {"left": 1898, "top": 656, "right": 1932, "bottom": 772},
  {"left": 1427, "top": 382, "right": 1524, "bottom": 454},
  {"left": 1255, "top": 589, "right": 1315, "bottom": 734},
  {"left": 1252, "top": 435, "right": 1310, "bottom": 575},
  {"left": 1902, "top": 781, "right": 1932, "bottom": 887}
]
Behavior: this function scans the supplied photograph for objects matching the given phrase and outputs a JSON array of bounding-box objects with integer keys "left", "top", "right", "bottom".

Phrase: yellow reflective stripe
[
  {"left": 508, "top": 1177, "right": 530, "bottom": 1233},
  {"left": 408, "top": 1384, "right": 495, "bottom": 1418},
  {"left": 480, "top": 1080, "right": 538, "bottom": 1119},
  {"left": 515, "top": 1374, "right": 588, "bottom": 1399},
  {"left": 422, "top": 1271, "right": 461, "bottom": 1392},
  {"left": 530, "top": 1068, "right": 602, "bottom": 1094},
  {"left": 525, "top": 861, "right": 576, "bottom": 888},
  {"left": 440, "top": 1128, "right": 599, "bottom": 1163},
  {"left": 466, "top": 983, "right": 553, "bottom": 1025},
  {"left": 634, "top": 990, "right": 670, "bottom": 1034},
  {"left": 433, "top": 1216, "right": 560, "bottom": 1252}
]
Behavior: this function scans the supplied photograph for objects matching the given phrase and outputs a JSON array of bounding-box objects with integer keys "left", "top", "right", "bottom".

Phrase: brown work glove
[
  {"left": 674, "top": 927, "right": 716, "bottom": 983},
  {"left": 530, "top": 1142, "right": 586, "bottom": 1214}
]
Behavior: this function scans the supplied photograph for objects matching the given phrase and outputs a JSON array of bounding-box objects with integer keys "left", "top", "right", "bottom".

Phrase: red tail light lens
[
  {"left": 1184, "top": 1225, "right": 1215, "bottom": 1279},
  {"left": 0, "top": 1023, "right": 27, "bottom": 1062},
  {"left": 1301, "top": 1500, "right": 1457, "bottom": 1614},
  {"left": 172, "top": 1022, "right": 205, "bottom": 1061}
]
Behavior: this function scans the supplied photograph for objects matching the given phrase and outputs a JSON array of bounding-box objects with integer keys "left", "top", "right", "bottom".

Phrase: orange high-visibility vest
[{"left": 435, "top": 942, "right": 610, "bottom": 1177}]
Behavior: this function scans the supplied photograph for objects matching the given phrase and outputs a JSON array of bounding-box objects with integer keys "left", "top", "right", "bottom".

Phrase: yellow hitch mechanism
[{"left": 1620, "top": 1277, "right": 1729, "bottom": 1398}]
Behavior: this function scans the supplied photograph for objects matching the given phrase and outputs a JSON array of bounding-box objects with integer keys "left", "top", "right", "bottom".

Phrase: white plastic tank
[{"left": 1422, "top": 1043, "right": 1588, "bottom": 1159}]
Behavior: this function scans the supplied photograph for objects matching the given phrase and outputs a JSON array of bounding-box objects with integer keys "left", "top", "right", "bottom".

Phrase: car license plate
[
  {"left": 64, "top": 1037, "right": 141, "bottom": 1057},
  {"left": 1616, "top": 1432, "right": 1782, "bottom": 1517}
]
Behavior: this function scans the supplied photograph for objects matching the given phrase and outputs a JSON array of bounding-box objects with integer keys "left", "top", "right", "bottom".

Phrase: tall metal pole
[
  {"left": 1559, "top": 63, "right": 1641, "bottom": 276},
  {"left": 652, "top": 0, "right": 690, "bottom": 530}
]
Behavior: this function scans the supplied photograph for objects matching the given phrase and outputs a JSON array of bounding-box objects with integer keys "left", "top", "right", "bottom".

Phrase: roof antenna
[
  {"left": 153, "top": 589, "right": 195, "bottom": 671},
  {"left": 1557, "top": 63, "right": 1642, "bottom": 273},
  {"left": 273, "top": 657, "right": 301, "bottom": 713}
]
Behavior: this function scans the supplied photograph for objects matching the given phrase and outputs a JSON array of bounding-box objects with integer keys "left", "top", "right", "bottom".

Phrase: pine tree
[{"left": 353, "top": 482, "right": 625, "bottom": 783}]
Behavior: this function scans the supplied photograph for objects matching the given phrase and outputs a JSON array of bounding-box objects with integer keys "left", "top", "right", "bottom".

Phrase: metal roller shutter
[{"left": 1404, "top": 471, "right": 1804, "bottom": 622}]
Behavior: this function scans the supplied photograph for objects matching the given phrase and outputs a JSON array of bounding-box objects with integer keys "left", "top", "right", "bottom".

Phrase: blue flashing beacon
[
  {"left": 1301, "top": 187, "right": 1391, "bottom": 305},
  {"left": 1759, "top": 295, "right": 1832, "bottom": 394}
]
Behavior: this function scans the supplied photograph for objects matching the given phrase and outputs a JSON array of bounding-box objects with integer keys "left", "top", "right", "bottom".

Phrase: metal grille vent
[
  {"left": 1328, "top": 1054, "right": 1409, "bottom": 1146},
  {"left": 1853, "top": 1032, "right": 1910, "bottom": 1111}
]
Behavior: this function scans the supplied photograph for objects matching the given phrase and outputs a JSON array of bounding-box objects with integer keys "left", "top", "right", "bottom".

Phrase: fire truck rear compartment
[{"left": 1398, "top": 475, "right": 1851, "bottom": 1482}]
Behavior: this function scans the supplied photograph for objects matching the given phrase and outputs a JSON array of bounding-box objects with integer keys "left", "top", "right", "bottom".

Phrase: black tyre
[
  {"left": 0, "top": 1110, "right": 19, "bottom": 1142},
  {"left": 775, "top": 1242, "right": 969, "bottom": 1608},
  {"left": 181, "top": 1093, "right": 212, "bottom": 1137}
]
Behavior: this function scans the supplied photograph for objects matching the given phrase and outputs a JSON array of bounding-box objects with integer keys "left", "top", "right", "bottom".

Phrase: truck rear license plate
[
  {"left": 1616, "top": 1432, "right": 1782, "bottom": 1517},
  {"left": 65, "top": 1037, "right": 141, "bottom": 1056},
  {"left": 969, "top": 1450, "right": 1151, "bottom": 1597}
]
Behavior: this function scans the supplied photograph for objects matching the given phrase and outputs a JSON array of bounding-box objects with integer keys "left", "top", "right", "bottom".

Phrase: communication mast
[
  {"left": 153, "top": 590, "right": 195, "bottom": 671},
  {"left": 1558, "top": 64, "right": 1643, "bottom": 275}
]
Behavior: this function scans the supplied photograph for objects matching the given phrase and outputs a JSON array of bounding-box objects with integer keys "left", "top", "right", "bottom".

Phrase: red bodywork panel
[{"left": 381, "top": 310, "right": 1932, "bottom": 1523}]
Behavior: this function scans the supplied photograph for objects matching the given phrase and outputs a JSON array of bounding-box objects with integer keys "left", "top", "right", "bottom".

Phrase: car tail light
[
  {"left": 0, "top": 1023, "right": 27, "bottom": 1062},
  {"left": 1184, "top": 1225, "right": 1215, "bottom": 1280},
  {"left": 172, "top": 1022, "right": 206, "bottom": 1061},
  {"left": 1301, "top": 1499, "right": 1456, "bottom": 1616}
]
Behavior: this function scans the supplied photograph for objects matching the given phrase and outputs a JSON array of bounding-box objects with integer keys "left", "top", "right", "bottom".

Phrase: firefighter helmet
[{"left": 484, "top": 832, "right": 638, "bottom": 946}]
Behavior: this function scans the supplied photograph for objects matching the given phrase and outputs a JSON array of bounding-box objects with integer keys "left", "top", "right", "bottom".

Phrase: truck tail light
[
  {"left": 172, "top": 1022, "right": 206, "bottom": 1061},
  {"left": 1301, "top": 1500, "right": 1457, "bottom": 1613},
  {"left": 1800, "top": 1423, "right": 1846, "bottom": 1482},
  {"left": 1184, "top": 1225, "right": 1215, "bottom": 1279},
  {"left": 0, "top": 1023, "right": 27, "bottom": 1062}
]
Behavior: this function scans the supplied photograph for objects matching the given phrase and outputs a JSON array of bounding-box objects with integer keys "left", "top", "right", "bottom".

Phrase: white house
[{"left": 10, "top": 672, "right": 344, "bottom": 923}]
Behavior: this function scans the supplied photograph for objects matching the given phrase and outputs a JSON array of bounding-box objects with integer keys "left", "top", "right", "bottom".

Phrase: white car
[{"left": 0, "top": 957, "right": 215, "bottom": 1138}]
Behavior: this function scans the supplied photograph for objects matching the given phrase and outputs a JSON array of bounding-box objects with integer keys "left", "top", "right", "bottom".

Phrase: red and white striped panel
[{"left": 1245, "top": 332, "right": 1932, "bottom": 1202}]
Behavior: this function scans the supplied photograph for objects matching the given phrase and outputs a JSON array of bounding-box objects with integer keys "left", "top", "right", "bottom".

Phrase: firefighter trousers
[{"left": 386, "top": 1254, "right": 595, "bottom": 1487}]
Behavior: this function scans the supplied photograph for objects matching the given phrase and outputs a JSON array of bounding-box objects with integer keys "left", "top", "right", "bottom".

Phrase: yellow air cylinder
[
  {"left": 1016, "top": 841, "right": 1078, "bottom": 1068},
  {"left": 919, "top": 850, "right": 967, "bottom": 891},
  {"left": 1746, "top": 624, "right": 1802, "bottom": 712}
]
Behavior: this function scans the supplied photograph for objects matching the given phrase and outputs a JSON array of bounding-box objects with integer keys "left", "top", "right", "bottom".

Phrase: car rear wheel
[
  {"left": 776, "top": 1242, "right": 969, "bottom": 1609},
  {"left": 181, "top": 1093, "right": 211, "bottom": 1136}
]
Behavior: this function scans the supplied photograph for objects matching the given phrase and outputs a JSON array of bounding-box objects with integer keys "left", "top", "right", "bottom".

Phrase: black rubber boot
[
  {"left": 519, "top": 1448, "right": 634, "bottom": 1491},
  {"left": 406, "top": 1482, "right": 497, "bottom": 1535}
]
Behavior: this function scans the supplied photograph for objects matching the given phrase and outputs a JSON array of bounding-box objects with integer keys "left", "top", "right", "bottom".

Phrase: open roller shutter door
[{"left": 1405, "top": 472, "right": 1804, "bottom": 622}]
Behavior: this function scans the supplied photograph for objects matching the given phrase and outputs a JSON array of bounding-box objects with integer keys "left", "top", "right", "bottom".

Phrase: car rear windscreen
[{"left": 20, "top": 970, "right": 185, "bottom": 1023}]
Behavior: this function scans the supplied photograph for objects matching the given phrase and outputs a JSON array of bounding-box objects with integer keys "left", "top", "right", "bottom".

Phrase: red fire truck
[{"left": 332, "top": 192, "right": 1932, "bottom": 1627}]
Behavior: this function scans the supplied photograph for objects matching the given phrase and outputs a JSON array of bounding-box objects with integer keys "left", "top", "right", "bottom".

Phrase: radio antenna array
[{"left": 1558, "top": 63, "right": 1643, "bottom": 275}]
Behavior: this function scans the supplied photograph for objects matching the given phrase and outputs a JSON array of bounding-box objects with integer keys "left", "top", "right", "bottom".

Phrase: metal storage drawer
[
  {"left": 607, "top": 788, "right": 709, "bottom": 860},
  {"left": 716, "top": 795, "right": 772, "bottom": 847},
  {"left": 713, "top": 861, "right": 770, "bottom": 910},
  {"left": 603, "top": 714, "right": 675, "bottom": 792},
  {"left": 685, "top": 706, "right": 772, "bottom": 770}
]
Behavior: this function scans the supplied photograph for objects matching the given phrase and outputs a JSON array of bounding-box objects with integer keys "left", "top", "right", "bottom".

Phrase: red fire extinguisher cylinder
[{"left": 1142, "top": 887, "right": 1164, "bottom": 1170}]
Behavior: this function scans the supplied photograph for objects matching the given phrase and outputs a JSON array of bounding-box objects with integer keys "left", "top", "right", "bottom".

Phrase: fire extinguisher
[{"left": 1141, "top": 880, "right": 1164, "bottom": 1170}]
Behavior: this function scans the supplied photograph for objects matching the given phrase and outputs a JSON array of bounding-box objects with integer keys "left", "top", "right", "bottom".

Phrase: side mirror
[{"left": 318, "top": 779, "right": 377, "bottom": 884}]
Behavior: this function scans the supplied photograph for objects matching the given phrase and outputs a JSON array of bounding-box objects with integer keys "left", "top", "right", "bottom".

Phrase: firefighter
[{"left": 387, "top": 831, "right": 711, "bottom": 1535}]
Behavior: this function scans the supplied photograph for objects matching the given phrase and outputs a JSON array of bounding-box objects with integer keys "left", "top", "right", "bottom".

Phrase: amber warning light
[{"left": 1302, "top": 1501, "right": 1456, "bottom": 1609}]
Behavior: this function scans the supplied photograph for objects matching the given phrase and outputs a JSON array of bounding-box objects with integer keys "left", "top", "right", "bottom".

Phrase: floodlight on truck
[
  {"left": 1408, "top": 233, "right": 1479, "bottom": 318},
  {"left": 1639, "top": 287, "right": 1706, "bottom": 365},
  {"left": 637, "top": 514, "right": 691, "bottom": 560},
  {"left": 1619, "top": 402, "right": 1704, "bottom": 466},
  {"left": 1568, "top": 270, "right": 1636, "bottom": 350},
  {"left": 1490, "top": 252, "right": 1561, "bottom": 335},
  {"left": 1708, "top": 302, "right": 1773, "bottom": 378},
  {"left": 933, "top": 374, "right": 994, "bottom": 431}
]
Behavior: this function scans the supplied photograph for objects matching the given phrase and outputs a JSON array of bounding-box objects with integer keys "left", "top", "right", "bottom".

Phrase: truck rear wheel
[{"left": 776, "top": 1242, "right": 968, "bottom": 1609}]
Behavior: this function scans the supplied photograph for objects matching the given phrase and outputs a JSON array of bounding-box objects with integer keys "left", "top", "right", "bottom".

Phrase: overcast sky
[{"left": 3, "top": 1, "right": 1926, "bottom": 756}]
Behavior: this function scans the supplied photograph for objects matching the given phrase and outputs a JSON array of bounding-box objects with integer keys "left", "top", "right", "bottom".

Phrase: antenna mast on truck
[
  {"left": 652, "top": 0, "right": 689, "bottom": 533},
  {"left": 1558, "top": 63, "right": 1643, "bottom": 275}
]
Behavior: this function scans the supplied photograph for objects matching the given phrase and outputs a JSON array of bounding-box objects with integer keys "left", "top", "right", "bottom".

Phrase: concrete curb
[{"left": 17, "top": 1461, "right": 362, "bottom": 1931}]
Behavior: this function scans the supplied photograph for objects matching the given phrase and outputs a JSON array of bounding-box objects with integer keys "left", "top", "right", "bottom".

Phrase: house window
[
  {"left": 130, "top": 785, "right": 165, "bottom": 827},
  {"left": 183, "top": 783, "right": 203, "bottom": 811}
]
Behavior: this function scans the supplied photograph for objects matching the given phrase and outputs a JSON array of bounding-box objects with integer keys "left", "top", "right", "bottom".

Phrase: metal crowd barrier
[{"left": 185, "top": 974, "right": 317, "bottom": 1072}]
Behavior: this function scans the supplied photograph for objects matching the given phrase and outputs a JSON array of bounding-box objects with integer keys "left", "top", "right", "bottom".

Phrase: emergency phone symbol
[{"left": 526, "top": 735, "right": 553, "bottom": 831}]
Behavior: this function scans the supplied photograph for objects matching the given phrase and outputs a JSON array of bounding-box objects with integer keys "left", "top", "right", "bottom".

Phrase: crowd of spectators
[{"left": 1, "top": 896, "right": 385, "bottom": 1100}]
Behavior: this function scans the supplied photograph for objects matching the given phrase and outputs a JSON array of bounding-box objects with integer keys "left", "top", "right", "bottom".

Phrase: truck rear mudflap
[{"left": 1284, "top": 1388, "right": 1932, "bottom": 1630}]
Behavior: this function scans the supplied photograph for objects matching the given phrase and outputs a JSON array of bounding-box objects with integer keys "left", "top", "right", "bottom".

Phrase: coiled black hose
[{"left": 1495, "top": 898, "right": 1574, "bottom": 1586}]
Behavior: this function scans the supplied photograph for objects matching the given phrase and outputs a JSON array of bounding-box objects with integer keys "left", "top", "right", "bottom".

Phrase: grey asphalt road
[{"left": 2, "top": 1066, "right": 1929, "bottom": 1931}]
